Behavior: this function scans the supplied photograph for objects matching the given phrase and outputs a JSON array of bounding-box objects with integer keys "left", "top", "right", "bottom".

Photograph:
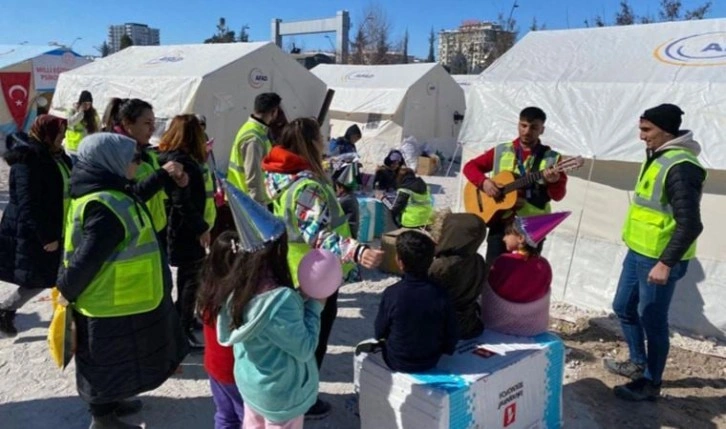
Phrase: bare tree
[
  {"left": 481, "top": 13, "right": 518, "bottom": 69},
  {"left": 350, "top": 27, "right": 367, "bottom": 65},
  {"left": 358, "top": 2, "right": 393, "bottom": 65},
  {"left": 95, "top": 41, "right": 111, "bottom": 57},
  {"left": 529, "top": 17, "right": 546, "bottom": 31},
  {"left": 205, "top": 17, "right": 236, "bottom": 43},
  {"left": 615, "top": 1, "right": 636, "bottom": 25},
  {"left": 402, "top": 29, "right": 409, "bottom": 64},
  {"left": 450, "top": 52, "right": 468, "bottom": 74},
  {"left": 239, "top": 25, "right": 250, "bottom": 42},
  {"left": 427, "top": 27, "right": 436, "bottom": 62},
  {"left": 659, "top": 0, "right": 682, "bottom": 21},
  {"left": 684, "top": 2, "right": 712, "bottom": 19}
]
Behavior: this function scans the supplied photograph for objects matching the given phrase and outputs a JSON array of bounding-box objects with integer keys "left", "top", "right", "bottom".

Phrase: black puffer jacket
[
  {"left": 57, "top": 162, "right": 188, "bottom": 404},
  {"left": 429, "top": 213, "right": 487, "bottom": 340},
  {"left": 0, "top": 136, "right": 71, "bottom": 288},
  {"left": 390, "top": 172, "right": 429, "bottom": 227},
  {"left": 650, "top": 131, "right": 706, "bottom": 266},
  {"left": 158, "top": 150, "right": 209, "bottom": 265}
]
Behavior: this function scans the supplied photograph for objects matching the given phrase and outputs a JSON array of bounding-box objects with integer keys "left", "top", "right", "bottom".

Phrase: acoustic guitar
[{"left": 463, "top": 156, "right": 584, "bottom": 224}]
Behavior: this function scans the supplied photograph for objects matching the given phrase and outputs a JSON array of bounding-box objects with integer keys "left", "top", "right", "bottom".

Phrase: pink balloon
[{"left": 298, "top": 249, "right": 343, "bottom": 299}]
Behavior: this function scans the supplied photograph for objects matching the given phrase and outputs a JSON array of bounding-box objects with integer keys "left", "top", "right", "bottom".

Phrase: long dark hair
[
  {"left": 278, "top": 117, "right": 327, "bottom": 180},
  {"left": 197, "top": 231, "right": 240, "bottom": 324},
  {"left": 102, "top": 97, "right": 126, "bottom": 132},
  {"left": 197, "top": 231, "right": 294, "bottom": 328},
  {"left": 119, "top": 98, "right": 153, "bottom": 125}
]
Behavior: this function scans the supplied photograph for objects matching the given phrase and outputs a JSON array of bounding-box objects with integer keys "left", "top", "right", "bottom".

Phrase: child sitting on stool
[
  {"left": 389, "top": 168, "right": 434, "bottom": 229},
  {"left": 481, "top": 212, "right": 570, "bottom": 337}
]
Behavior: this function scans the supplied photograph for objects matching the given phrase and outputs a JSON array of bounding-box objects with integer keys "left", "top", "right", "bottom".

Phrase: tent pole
[
  {"left": 561, "top": 156, "right": 596, "bottom": 300},
  {"left": 446, "top": 142, "right": 463, "bottom": 177}
]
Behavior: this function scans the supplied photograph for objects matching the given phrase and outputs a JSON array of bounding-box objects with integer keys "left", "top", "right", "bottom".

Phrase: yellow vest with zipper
[
  {"left": 273, "top": 177, "right": 354, "bottom": 287},
  {"left": 397, "top": 187, "right": 434, "bottom": 228},
  {"left": 227, "top": 119, "right": 272, "bottom": 194},
  {"left": 492, "top": 142, "right": 560, "bottom": 217},
  {"left": 622, "top": 149, "right": 705, "bottom": 260},
  {"left": 64, "top": 112, "right": 100, "bottom": 152},
  {"left": 63, "top": 190, "right": 164, "bottom": 318},
  {"left": 134, "top": 148, "right": 167, "bottom": 232},
  {"left": 202, "top": 163, "right": 217, "bottom": 228}
]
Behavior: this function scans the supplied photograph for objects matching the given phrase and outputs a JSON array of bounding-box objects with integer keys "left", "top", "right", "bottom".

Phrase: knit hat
[
  {"left": 224, "top": 179, "right": 286, "bottom": 252},
  {"left": 513, "top": 212, "right": 571, "bottom": 247},
  {"left": 78, "top": 90, "right": 93, "bottom": 104},
  {"left": 640, "top": 104, "right": 684, "bottom": 136}
]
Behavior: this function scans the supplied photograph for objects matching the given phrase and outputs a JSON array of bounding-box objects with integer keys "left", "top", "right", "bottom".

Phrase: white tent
[
  {"left": 451, "top": 74, "right": 480, "bottom": 96},
  {"left": 51, "top": 42, "right": 327, "bottom": 170},
  {"left": 312, "top": 63, "right": 466, "bottom": 166},
  {"left": 0, "top": 45, "right": 88, "bottom": 138},
  {"left": 459, "top": 19, "right": 726, "bottom": 340}
]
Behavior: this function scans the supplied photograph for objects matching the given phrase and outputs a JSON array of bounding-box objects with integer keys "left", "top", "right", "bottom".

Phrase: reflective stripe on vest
[
  {"left": 622, "top": 149, "right": 705, "bottom": 260},
  {"left": 202, "top": 164, "right": 217, "bottom": 228},
  {"left": 134, "top": 148, "right": 167, "bottom": 232},
  {"left": 56, "top": 159, "right": 71, "bottom": 227},
  {"left": 397, "top": 187, "right": 434, "bottom": 228},
  {"left": 227, "top": 119, "right": 272, "bottom": 194},
  {"left": 492, "top": 142, "right": 559, "bottom": 217},
  {"left": 63, "top": 190, "right": 164, "bottom": 318},
  {"left": 273, "top": 177, "right": 354, "bottom": 287}
]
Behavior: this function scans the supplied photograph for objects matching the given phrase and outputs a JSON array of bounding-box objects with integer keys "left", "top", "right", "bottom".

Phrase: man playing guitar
[{"left": 463, "top": 107, "right": 568, "bottom": 264}]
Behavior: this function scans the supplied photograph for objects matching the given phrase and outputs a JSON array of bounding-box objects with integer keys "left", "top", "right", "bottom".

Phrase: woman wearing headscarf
[
  {"left": 57, "top": 133, "right": 189, "bottom": 429},
  {"left": 0, "top": 115, "right": 71, "bottom": 337}
]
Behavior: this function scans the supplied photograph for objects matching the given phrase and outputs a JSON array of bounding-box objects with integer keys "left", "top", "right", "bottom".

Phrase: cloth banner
[{"left": 0, "top": 72, "right": 31, "bottom": 129}]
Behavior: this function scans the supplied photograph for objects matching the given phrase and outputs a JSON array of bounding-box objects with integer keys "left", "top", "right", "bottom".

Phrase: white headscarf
[{"left": 77, "top": 132, "right": 136, "bottom": 178}]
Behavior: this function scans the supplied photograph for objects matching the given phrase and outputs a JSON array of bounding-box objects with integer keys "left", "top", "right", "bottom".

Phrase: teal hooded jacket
[{"left": 217, "top": 286, "right": 323, "bottom": 423}]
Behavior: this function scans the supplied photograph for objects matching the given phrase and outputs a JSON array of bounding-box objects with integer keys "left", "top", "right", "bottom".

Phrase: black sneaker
[
  {"left": 186, "top": 330, "right": 205, "bottom": 349},
  {"left": 0, "top": 310, "right": 18, "bottom": 338},
  {"left": 305, "top": 399, "right": 331, "bottom": 420},
  {"left": 614, "top": 377, "right": 661, "bottom": 402},
  {"left": 603, "top": 358, "right": 645, "bottom": 380}
]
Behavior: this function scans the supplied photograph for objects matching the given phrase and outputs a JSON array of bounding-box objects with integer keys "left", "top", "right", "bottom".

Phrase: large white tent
[
  {"left": 459, "top": 19, "right": 726, "bottom": 339},
  {"left": 312, "top": 63, "right": 466, "bottom": 166},
  {"left": 451, "top": 74, "right": 480, "bottom": 96},
  {"left": 52, "top": 42, "right": 327, "bottom": 170}
]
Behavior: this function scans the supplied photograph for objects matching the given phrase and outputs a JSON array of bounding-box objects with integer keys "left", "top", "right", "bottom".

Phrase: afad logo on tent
[
  {"left": 248, "top": 68, "right": 269, "bottom": 89},
  {"left": 344, "top": 70, "right": 375, "bottom": 81},
  {"left": 655, "top": 31, "right": 726, "bottom": 66}
]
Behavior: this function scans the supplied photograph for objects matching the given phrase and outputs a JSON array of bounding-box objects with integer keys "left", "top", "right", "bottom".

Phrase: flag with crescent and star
[{"left": 0, "top": 72, "right": 31, "bottom": 130}]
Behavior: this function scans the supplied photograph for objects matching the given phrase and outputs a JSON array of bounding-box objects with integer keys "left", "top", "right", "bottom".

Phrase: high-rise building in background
[
  {"left": 438, "top": 20, "right": 512, "bottom": 74},
  {"left": 108, "top": 23, "right": 160, "bottom": 53}
]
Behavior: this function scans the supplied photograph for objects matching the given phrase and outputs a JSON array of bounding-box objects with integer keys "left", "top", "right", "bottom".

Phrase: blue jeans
[{"left": 612, "top": 250, "right": 688, "bottom": 384}]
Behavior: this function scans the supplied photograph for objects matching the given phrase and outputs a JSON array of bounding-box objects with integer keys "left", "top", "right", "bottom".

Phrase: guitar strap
[{"left": 527, "top": 144, "right": 553, "bottom": 208}]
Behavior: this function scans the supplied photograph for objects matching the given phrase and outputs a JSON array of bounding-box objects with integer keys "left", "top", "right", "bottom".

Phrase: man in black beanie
[
  {"left": 604, "top": 103, "right": 706, "bottom": 401},
  {"left": 328, "top": 124, "right": 362, "bottom": 156}
]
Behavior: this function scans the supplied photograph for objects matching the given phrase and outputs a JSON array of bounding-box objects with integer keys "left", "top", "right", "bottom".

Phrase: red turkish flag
[{"left": 0, "top": 72, "right": 31, "bottom": 130}]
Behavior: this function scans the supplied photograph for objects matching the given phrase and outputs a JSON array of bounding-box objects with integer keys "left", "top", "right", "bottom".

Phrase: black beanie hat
[
  {"left": 640, "top": 103, "right": 684, "bottom": 136},
  {"left": 78, "top": 90, "right": 93, "bottom": 104},
  {"left": 344, "top": 124, "right": 362, "bottom": 140}
]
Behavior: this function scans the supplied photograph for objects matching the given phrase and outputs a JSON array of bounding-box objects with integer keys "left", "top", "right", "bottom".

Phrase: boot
[
  {"left": 0, "top": 309, "right": 18, "bottom": 338},
  {"left": 89, "top": 414, "right": 142, "bottom": 429}
]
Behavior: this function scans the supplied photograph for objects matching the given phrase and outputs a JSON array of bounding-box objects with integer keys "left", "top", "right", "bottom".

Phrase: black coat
[
  {"left": 158, "top": 150, "right": 209, "bottom": 265},
  {"left": 0, "top": 138, "right": 71, "bottom": 289},
  {"left": 57, "top": 162, "right": 188, "bottom": 404}
]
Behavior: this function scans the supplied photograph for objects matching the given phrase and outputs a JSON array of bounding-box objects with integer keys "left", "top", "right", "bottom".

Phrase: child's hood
[
  {"left": 435, "top": 213, "right": 487, "bottom": 257},
  {"left": 216, "top": 287, "right": 297, "bottom": 345}
]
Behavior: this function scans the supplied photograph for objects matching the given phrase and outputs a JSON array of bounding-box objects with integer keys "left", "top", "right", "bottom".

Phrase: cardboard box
[
  {"left": 416, "top": 156, "right": 438, "bottom": 176},
  {"left": 380, "top": 228, "right": 410, "bottom": 275},
  {"left": 358, "top": 331, "right": 565, "bottom": 429}
]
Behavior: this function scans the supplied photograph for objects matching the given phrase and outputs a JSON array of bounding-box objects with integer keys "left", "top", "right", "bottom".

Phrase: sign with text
[{"left": 32, "top": 51, "right": 89, "bottom": 91}]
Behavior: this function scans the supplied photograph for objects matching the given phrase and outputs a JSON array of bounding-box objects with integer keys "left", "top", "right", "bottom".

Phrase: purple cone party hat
[
  {"left": 223, "top": 179, "right": 286, "bottom": 252},
  {"left": 514, "top": 211, "right": 571, "bottom": 247}
]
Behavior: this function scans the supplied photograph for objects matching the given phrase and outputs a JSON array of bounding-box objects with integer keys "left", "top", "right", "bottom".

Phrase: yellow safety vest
[
  {"left": 622, "top": 149, "right": 705, "bottom": 260},
  {"left": 56, "top": 159, "right": 71, "bottom": 226},
  {"left": 63, "top": 190, "right": 164, "bottom": 318},
  {"left": 134, "top": 148, "right": 168, "bottom": 232},
  {"left": 273, "top": 177, "right": 354, "bottom": 287},
  {"left": 227, "top": 119, "right": 272, "bottom": 195},
  {"left": 492, "top": 142, "right": 560, "bottom": 217},
  {"left": 202, "top": 163, "right": 217, "bottom": 229},
  {"left": 64, "top": 112, "right": 100, "bottom": 152},
  {"left": 397, "top": 187, "right": 434, "bottom": 228}
]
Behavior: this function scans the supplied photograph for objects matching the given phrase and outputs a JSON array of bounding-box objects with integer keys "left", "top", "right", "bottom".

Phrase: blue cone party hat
[{"left": 223, "top": 178, "right": 286, "bottom": 252}]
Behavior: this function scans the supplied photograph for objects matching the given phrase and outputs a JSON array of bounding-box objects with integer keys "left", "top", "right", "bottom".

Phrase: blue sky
[{"left": 2, "top": 0, "right": 724, "bottom": 58}]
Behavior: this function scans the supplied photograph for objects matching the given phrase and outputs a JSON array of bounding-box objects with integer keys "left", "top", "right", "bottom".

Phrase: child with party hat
[{"left": 481, "top": 212, "right": 570, "bottom": 336}]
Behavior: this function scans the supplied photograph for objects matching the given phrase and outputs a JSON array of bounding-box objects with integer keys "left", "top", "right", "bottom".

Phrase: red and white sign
[
  {"left": 32, "top": 52, "right": 89, "bottom": 91},
  {"left": 0, "top": 72, "right": 31, "bottom": 129},
  {"left": 504, "top": 403, "right": 517, "bottom": 427}
]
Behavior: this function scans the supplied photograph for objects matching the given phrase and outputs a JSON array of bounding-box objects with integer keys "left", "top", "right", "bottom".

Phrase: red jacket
[
  {"left": 463, "top": 139, "right": 568, "bottom": 201},
  {"left": 203, "top": 317, "right": 235, "bottom": 384}
]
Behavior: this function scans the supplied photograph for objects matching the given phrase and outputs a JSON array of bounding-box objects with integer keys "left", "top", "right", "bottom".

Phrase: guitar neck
[{"left": 502, "top": 171, "right": 545, "bottom": 194}]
